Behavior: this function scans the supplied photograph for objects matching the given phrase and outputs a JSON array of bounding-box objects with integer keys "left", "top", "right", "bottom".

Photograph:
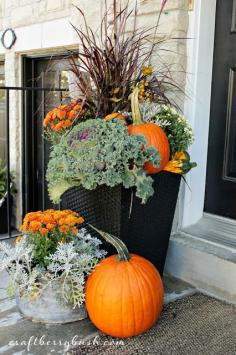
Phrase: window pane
[{"left": 60, "top": 70, "right": 70, "bottom": 101}]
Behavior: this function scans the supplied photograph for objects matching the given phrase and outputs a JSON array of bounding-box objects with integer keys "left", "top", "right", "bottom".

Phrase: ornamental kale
[{"left": 46, "top": 119, "right": 160, "bottom": 204}]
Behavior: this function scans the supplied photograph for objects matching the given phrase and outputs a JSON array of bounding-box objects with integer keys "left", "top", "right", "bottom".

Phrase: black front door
[
  {"left": 204, "top": 0, "right": 236, "bottom": 219},
  {"left": 23, "top": 56, "right": 71, "bottom": 213}
]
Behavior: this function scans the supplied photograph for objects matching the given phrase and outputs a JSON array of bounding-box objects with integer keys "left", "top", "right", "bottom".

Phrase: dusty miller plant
[
  {"left": 46, "top": 228, "right": 106, "bottom": 307},
  {"left": 0, "top": 229, "right": 106, "bottom": 308},
  {"left": 0, "top": 237, "right": 41, "bottom": 297},
  {"left": 46, "top": 119, "right": 160, "bottom": 204}
]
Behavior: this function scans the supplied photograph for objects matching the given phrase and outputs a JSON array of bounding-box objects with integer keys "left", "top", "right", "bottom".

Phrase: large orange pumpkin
[
  {"left": 86, "top": 225, "right": 164, "bottom": 338},
  {"left": 128, "top": 88, "right": 170, "bottom": 174}
]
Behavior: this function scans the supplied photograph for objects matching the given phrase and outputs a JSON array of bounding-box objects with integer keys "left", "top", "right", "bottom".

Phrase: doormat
[{"left": 69, "top": 293, "right": 236, "bottom": 355}]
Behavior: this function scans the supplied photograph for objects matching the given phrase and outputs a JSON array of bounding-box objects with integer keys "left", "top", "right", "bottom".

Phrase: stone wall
[
  {"left": 0, "top": 1, "right": 188, "bottom": 30},
  {"left": 0, "top": 0, "right": 189, "bottom": 225}
]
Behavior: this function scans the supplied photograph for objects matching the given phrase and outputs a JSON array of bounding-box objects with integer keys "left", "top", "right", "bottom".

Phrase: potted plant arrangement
[
  {"left": 0, "top": 209, "right": 106, "bottom": 323},
  {"left": 44, "top": 2, "right": 196, "bottom": 274},
  {"left": 0, "top": 158, "right": 17, "bottom": 234}
]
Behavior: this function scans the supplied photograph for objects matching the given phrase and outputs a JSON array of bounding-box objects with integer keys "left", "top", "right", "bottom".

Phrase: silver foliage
[{"left": 0, "top": 229, "right": 106, "bottom": 308}]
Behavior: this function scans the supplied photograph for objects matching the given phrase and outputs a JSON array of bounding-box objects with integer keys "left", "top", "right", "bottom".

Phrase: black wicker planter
[{"left": 61, "top": 171, "right": 181, "bottom": 275}]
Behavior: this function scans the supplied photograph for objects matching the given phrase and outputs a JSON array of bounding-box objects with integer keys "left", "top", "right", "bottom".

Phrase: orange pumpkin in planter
[
  {"left": 86, "top": 225, "right": 164, "bottom": 338},
  {"left": 128, "top": 88, "right": 170, "bottom": 174}
]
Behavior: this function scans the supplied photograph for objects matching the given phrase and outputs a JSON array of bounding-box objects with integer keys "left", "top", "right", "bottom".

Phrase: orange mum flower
[
  {"left": 74, "top": 104, "right": 81, "bottom": 111},
  {"left": 29, "top": 221, "right": 42, "bottom": 232},
  {"left": 42, "top": 214, "right": 54, "bottom": 224},
  {"left": 68, "top": 110, "right": 77, "bottom": 120},
  {"left": 46, "top": 112, "right": 53, "bottom": 120},
  {"left": 19, "top": 222, "right": 28, "bottom": 232},
  {"left": 20, "top": 209, "right": 84, "bottom": 238},
  {"left": 59, "top": 225, "right": 68, "bottom": 233},
  {"left": 43, "top": 100, "right": 85, "bottom": 136},
  {"left": 52, "top": 111, "right": 58, "bottom": 119},
  {"left": 24, "top": 212, "right": 37, "bottom": 222},
  {"left": 43, "top": 118, "right": 49, "bottom": 127},
  {"left": 57, "top": 109, "right": 66, "bottom": 119},
  {"left": 54, "top": 122, "right": 64, "bottom": 132},
  {"left": 77, "top": 217, "right": 85, "bottom": 224},
  {"left": 64, "top": 215, "right": 78, "bottom": 225},
  {"left": 72, "top": 226, "right": 78, "bottom": 234},
  {"left": 63, "top": 119, "right": 72, "bottom": 128},
  {"left": 41, "top": 228, "right": 49, "bottom": 235},
  {"left": 58, "top": 217, "right": 66, "bottom": 225},
  {"left": 46, "top": 223, "right": 56, "bottom": 230}
]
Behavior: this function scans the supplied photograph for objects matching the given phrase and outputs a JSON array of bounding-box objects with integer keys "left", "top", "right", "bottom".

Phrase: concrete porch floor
[{"left": 0, "top": 269, "right": 195, "bottom": 355}]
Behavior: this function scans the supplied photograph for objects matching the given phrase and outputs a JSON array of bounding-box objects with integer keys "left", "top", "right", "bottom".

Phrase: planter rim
[{"left": 15, "top": 280, "right": 88, "bottom": 324}]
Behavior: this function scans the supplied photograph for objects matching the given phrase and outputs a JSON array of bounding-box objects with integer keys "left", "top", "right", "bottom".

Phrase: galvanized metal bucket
[{"left": 15, "top": 280, "right": 88, "bottom": 324}]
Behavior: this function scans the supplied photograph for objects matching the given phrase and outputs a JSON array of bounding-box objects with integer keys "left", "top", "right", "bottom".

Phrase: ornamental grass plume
[{"left": 68, "top": 0, "right": 181, "bottom": 118}]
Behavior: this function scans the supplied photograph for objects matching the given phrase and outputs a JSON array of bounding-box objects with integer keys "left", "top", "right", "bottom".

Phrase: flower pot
[
  {"left": 120, "top": 171, "right": 181, "bottom": 275},
  {"left": 15, "top": 279, "right": 87, "bottom": 324},
  {"left": 61, "top": 171, "right": 181, "bottom": 275}
]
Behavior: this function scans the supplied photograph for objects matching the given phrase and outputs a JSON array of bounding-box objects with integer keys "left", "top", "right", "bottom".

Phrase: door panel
[
  {"left": 23, "top": 56, "right": 71, "bottom": 212},
  {"left": 204, "top": 0, "right": 236, "bottom": 219},
  {"left": 223, "top": 68, "right": 236, "bottom": 180}
]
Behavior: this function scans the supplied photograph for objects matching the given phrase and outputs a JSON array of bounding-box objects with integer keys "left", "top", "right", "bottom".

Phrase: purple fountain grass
[{"left": 68, "top": 0, "right": 183, "bottom": 117}]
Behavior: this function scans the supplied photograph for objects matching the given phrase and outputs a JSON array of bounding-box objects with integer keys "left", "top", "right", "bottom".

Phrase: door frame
[
  {"left": 181, "top": 0, "right": 236, "bottom": 248},
  {"left": 181, "top": 0, "right": 217, "bottom": 228}
]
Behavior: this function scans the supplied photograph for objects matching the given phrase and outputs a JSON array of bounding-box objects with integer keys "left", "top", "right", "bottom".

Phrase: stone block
[
  {"left": 21, "top": 0, "right": 41, "bottom": 5},
  {"left": 46, "top": 0, "right": 63, "bottom": 12},
  {"left": 35, "top": 1, "right": 46, "bottom": 16},
  {"left": 70, "top": 1, "right": 102, "bottom": 34},
  {"left": 138, "top": 0, "right": 188, "bottom": 13},
  {"left": 11, "top": 5, "right": 33, "bottom": 27}
]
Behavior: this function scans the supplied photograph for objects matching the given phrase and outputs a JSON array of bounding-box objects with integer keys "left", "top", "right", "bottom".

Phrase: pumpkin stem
[
  {"left": 88, "top": 224, "right": 130, "bottom": 262},
  {"left": 130, "top": 87, "right": 143, "bottom": 125}
]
